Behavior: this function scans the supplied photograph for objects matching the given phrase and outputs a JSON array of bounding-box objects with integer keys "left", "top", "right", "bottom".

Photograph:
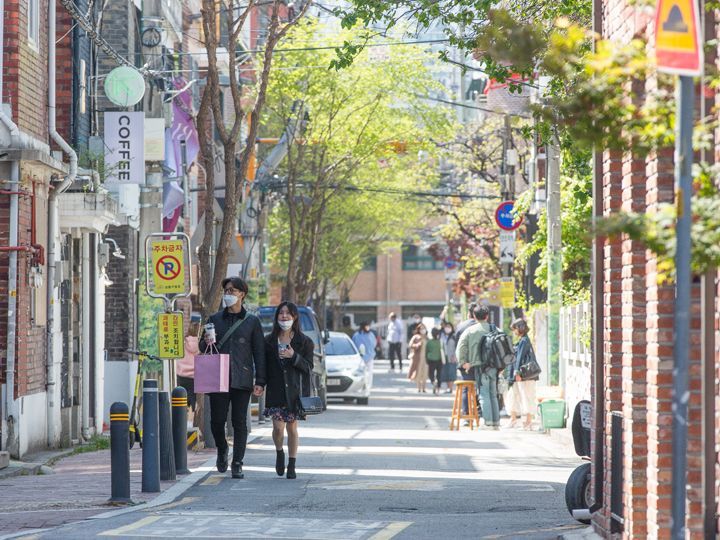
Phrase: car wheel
[
  {"left": 357, "top": 397, "right": 369, "bottom": 405},
  {"left": 565, "top": 462, "right": 592, "bottom": 524}
]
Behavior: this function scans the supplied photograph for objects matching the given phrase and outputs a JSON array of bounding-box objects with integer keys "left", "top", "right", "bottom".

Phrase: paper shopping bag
[{"left": 194, "top": 352, "right": 230, "bottom": 393}]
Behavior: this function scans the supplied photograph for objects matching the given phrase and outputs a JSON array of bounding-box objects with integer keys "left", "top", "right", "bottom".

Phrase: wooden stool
[{"left": 450, "top": 380, "right": 480, "bottom": 430}]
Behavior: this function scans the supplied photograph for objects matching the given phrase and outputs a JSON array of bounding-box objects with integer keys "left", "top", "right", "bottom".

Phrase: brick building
[{"left": 588, "top": 0, "right": 717, "bottom": 537}]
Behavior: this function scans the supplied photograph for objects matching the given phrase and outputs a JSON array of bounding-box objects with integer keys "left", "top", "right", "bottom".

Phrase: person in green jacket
[
  {"left": 425, "top": 328, "right": 443, "bottom": 394},
  {"left": 457, "top": 305, "right": 499, "bottom": 429}
]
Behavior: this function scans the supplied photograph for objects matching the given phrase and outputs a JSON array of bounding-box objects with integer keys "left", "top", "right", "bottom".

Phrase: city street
[{"left": 13, "top": 361, "right": 585, "bottom": 539}]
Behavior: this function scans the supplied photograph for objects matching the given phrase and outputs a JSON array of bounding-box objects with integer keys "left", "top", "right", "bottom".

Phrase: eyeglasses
[{"left": 224, "top": 287, "right": 242, "bottom": 294}]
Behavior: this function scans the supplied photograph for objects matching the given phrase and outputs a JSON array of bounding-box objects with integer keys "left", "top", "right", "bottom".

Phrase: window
[
  {"left": 28, "top": 0, "right": 39, "bottom": 48},
  {"left": 401, "top": 244, "right": 443, "bottom": 271},
  {"left": 362, "top": 256, "right": 377, "bottom": 271}
]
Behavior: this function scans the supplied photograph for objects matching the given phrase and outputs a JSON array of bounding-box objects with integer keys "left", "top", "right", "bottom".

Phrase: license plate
[{"left": 327, "top": 378, "right": 341, "bottom": 385}]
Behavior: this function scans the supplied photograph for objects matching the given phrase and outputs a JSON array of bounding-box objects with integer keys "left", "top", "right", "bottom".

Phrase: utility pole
[
  {"left": 546, "top": 135, "right": 562, "bottom": 387},
  {"left": 501, "top": 114, "right": 516, "bottom": 331}
]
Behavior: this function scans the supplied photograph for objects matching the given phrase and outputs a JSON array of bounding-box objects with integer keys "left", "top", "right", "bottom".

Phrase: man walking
[
  {"left": 457, "top": 305, "right": 500, "bottom": 429},
  {"left": 386, "top": 312, "right": 404, "bottom": 372}
]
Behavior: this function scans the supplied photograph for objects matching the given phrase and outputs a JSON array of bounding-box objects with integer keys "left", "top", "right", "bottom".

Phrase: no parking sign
[{"left": 145, "top": 233, "right": 192, "bottom": 299}]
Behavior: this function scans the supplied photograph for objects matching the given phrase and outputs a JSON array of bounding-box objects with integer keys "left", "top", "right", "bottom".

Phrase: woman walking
[
  {"left": 440, "top": 321, "right": 458, "bottom": 394},
  {"left": 509, "top": 319, "right": 539, "bottom": 429},
  {"left": 263, "top": 301, "right": 314, "bottom": 479},
  {"left": 407, "top": 323, "right": 428, "bottom": 393},
  {"left": 425, "top": 328, "right": 443, "bottom": 394}
]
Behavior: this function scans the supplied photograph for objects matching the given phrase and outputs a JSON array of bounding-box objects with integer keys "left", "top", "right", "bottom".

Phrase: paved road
[{"left": 15, "top": 361, "right": 586, "bottom": 539}]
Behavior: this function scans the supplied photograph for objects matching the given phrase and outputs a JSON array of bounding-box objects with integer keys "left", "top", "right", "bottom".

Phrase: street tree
[
  {"left": 195, "top": 0, "right": 309, "bottom": 318},
  {"left": 261, "top": 21, "right": 452, "bottom": 305}
]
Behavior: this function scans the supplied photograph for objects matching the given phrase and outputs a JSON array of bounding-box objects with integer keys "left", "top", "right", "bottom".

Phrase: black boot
[
  {"left": 231, "top": 461, "right": 244, "bottom": 479},
  {"left": 275, "top": 449, "right": 285, "bottom": 477},
  {"left": 286, "top": 457, "right": 296, "bottom": 479},
  {"left": 216, "top": 447, "right": 229, "bottom": 473}
]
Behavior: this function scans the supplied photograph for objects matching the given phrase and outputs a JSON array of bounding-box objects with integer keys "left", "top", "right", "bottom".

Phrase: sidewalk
[{"left": 0, "top": 443, "right": 215, "bottom": 538}]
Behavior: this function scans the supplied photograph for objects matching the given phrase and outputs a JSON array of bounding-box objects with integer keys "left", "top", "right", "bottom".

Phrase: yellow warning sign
[
  {"left": 158, "top": 312, "right": 184, "bottom": 359},
  {"left": 499, "top": 277, "right": 515, "bottom": 308},
  {"left": 150, "top": 240, "right": 186, "bottom": 294},
  {"left": 655, "top": 0, "right": 702, "bottom": 75}
]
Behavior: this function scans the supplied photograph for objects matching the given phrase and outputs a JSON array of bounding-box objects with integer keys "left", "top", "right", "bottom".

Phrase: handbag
[
  {"left": 298, "top": 370, "right": 323, "bottom": 416},
  {"left": 518, "top": 358, "right": 542, "bottom": 380}
]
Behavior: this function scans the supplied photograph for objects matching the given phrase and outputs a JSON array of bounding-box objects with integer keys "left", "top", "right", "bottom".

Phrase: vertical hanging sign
[{"left": 104, "top": 111, "right": 145, "bottom": 184}]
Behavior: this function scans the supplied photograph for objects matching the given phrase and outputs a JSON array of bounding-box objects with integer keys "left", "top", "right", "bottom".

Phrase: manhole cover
[
  {"left": 488, "top": 506, "right": 536, "bottom": 513},
  {"left": 379, "top": 507, "right": 419, "bottom": 513}
]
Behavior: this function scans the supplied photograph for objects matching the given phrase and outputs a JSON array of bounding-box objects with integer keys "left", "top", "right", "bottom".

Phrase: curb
[
  {"left": 0, "top": 448, "right": 75, "bottom": 480},
  {"left": 558, "top": 525, "right": 603, "bottom": 539}
]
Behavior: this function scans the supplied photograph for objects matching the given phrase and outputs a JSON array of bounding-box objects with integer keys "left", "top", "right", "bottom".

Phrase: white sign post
[
  {"left": 104, "top": 111, "right": 145, "bottom": 184},
  {"left": 499, "top": 231, "right": 516, "bottom": 263}
]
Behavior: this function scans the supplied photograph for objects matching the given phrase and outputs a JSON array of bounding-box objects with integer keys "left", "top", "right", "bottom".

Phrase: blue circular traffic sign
[{"left": 495, "top": 201, "right": 522, "bottom": 231}]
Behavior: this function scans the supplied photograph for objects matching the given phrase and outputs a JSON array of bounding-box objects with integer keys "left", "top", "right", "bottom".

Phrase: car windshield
[{"left": 326, "top": 336, "right": 357, "bottom": 356}]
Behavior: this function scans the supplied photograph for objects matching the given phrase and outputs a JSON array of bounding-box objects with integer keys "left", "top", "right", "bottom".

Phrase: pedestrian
[
  {"left": 454, "top": 303, "right": 477, "bottom": 417},
  {"left": 407, "top": 313, "right": 422, "bottom": 338},
  {"left": 407, "top": 323, "right": 428, "bottom": 393},
  {"left": 263, "top": 301, "right": 314, "bottom": 479},
  {"left": 457, "top": 305, "right": 500, "bottom": 429},
  {"left": 352, "top": 322, "right": 376, "bottom": 389},
  {"left": 508, "top": 319, "right": 539, "bottom": 430},
  {"left": 425, "top": 327, "right": 443, "bottom": 394},
  {"left": 201, "top": 277, "right": 266, "bottom": 479},
  {"left": 177, "top": 318, "right": 200, "bottom": 416},
  {"left": 440, "top": 321, "right": 458, "bottom": 394},
  {"left": 386, "top": 312, "right": 404, "bottom": 372}
]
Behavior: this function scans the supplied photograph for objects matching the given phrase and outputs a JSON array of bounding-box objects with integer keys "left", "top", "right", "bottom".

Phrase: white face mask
[
  {"left": 278, "top": 320, "right": 293, "bottom": 331},
  {"left": 223, "top": 294, "right": 238, "bottom": 307}
]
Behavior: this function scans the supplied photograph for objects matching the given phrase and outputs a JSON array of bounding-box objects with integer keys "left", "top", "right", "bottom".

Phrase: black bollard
[
  {"left": 159, "top": 391, "right": 176, "bottom": 481},
  {"left": 109, "top": 402, "right": 132, "bottom": 504},
  {"left": 141, "top": 379, "right": 160, "bottom": 493},
  {"left": 171, "top": 387, "right": 190, "bottom": 474}
]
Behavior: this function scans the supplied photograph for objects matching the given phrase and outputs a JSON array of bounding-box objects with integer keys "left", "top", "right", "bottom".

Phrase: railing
[{"left": 559, "top": 301, "right": 592, "bottom": 418}]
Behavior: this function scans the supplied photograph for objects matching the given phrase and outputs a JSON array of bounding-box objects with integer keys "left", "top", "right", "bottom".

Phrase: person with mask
[
  {"left": 352, "top": 322, "right": 377, "bottom": 389},
  {"left": 201, "top": 277, "right": 266, "bottom": 479},
  {"left": 408, "top": 313, "right": 422, "bottom": 338},
  {"left": 440, "top": 321, "right": 458, "bottom": 394},
  {"left": 386, "top": 312, "right": 404, "bottom": 372},
  {"left": 407, "top": 323, "right": 429, "bottom": 393},
  {"left": 263, "top": 301, "right": 314, "bottom": 479}
]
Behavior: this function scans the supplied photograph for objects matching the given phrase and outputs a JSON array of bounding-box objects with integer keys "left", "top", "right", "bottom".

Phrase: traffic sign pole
[{"left": 670, "top": 75, "right": 693, "bottom": 540}]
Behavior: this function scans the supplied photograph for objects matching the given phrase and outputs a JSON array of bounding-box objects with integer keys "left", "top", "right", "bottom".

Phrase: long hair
[{"left": 269, "top": 301, "right": 302, "bottom": 340}]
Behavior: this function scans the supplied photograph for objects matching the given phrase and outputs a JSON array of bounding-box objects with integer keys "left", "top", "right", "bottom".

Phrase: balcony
[{"left": 58, "top": 190, "right": 121, "bottom": 232}]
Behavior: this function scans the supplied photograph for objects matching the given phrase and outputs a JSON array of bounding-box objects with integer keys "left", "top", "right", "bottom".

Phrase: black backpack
[{"left": 478, "top": 325, "right": 515, "bottom": 371}]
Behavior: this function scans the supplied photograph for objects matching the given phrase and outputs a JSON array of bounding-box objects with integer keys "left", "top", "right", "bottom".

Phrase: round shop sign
[
  {"left": 495, "top": 200, "right": 522, "bottom": 231},
  {"left": 104, "top": 66, "right": 145, "bottom": 107}
]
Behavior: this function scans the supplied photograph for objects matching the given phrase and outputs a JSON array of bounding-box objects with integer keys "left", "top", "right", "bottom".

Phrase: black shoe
[
  {"left": 286, "top": 458, "right": 296, "bottom": 479},
  {"left": 275, "top": 450, "right": 285, "bottom": 477},
  {"left": 231, "top": 462, "right": 244, "bottom": 479},
  {"left": 216, "top": 447, "right": 229, "bottom": 473}
]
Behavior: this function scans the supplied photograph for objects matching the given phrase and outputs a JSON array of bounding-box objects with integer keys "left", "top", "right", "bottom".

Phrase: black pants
[
  {"left": 427, "top": 362, "right": 442, "bottom": 387},
  {"left": 388, "top": 342, "right": 403, "bottom": 369},
  {"left": 209, "top": 388, "right": 252, "bottom": 464}
]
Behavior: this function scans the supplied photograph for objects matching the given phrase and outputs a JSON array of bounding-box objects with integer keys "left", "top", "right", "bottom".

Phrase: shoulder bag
[
  {"left": 298, "top": 366, "right": 323, "bottom": 416},
  {"left": 517, "top": 342, "right": 542, "bottom": 380}
]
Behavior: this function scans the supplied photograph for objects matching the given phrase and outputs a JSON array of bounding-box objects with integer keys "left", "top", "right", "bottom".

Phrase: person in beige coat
[{"left": 407, "top": 323, "right": 428, "bottom": 393}]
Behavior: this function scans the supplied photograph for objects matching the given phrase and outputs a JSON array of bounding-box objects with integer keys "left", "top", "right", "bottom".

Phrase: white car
[{"left": 325, "top": 332, "right": 372, "bottom": 405}]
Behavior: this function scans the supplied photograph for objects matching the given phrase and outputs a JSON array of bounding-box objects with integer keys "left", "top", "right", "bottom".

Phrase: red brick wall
[
  {"left": 3, "top": 0, "right": 50, "bottom": 142},
  {"left": 55, "top": 2, "right": 73, "bottom": 143}
]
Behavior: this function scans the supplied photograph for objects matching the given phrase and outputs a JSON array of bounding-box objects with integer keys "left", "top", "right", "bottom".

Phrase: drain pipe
[{"left": 46, "top": 0, "right": 78, "bottom": 448}]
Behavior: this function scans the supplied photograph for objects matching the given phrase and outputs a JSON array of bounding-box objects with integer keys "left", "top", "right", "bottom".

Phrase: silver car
[{"left": 325, "top": 332, "right": 372, "bottom": 405}]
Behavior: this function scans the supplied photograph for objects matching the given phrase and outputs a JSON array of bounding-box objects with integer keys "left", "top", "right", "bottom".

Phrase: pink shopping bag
[{"left": 194, "top": 351, "right": 230, "bottom": 393}]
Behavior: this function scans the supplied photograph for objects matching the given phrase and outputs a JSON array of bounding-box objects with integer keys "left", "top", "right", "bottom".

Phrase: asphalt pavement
[{"left": 5, "top": 360, "right": 586, "bottom": 539}]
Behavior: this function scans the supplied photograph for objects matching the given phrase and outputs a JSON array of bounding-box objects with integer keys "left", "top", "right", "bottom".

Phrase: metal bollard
[
  {"left": 109, "top": 402, "right": 132, "bottom": 504},
  {"left": 141, "top": 379, "right": 160, "bottom": 493},
  {"left": 171, "top": 387, "right": 190, "bottom": 474},
  {"left": 159, "top": 391, "right": 176, "bottom": 481}
]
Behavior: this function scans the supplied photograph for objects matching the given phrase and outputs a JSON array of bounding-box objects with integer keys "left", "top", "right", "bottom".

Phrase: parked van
[{"left": 256, "top": 305, "right": 328, "bottom": 409}]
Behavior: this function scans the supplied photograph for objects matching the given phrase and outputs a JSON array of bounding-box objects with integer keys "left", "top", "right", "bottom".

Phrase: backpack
[{"left": 478, "top": 325, "right": 515, "bottom": 371}]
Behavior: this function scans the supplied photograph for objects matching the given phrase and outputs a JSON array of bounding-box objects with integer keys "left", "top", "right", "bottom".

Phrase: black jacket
[
  {"left": 201, "top": 307, "right": 266, "bottom": 390},
  {"left": 264, "top": 332, "right": 314, "bottom": 416}
]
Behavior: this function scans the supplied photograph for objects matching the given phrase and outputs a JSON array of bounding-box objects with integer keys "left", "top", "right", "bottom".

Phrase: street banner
[
  {"left": 655, "top": 0, "right": 703, "bottom": 76},
  {"left": 158, "top": 312, "right": 184, "bottom": 359},
  {"left": 104, "top": 111, "right": 145, "bottom": 184},
  {"left": 499, "top": 231, "right": 516, "bottom": 263},
  {"left": 150, "top": 239, "right": 186, "bottom": 294},
  {"left": 500, "top": 277, "right": 515, "bottom": 308}
]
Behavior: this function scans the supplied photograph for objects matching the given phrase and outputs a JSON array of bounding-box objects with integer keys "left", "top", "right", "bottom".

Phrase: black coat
[
  {"left": 201, "top": 307, "right": 266, "bottom": 390},
  {"left": 264, "top": 332, "right": 314, "bottom": 416}
]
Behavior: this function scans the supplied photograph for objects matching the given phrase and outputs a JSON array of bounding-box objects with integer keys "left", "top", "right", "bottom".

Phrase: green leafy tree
[{"left": 263, "top": 21, "right": 453, "bottom": 304}]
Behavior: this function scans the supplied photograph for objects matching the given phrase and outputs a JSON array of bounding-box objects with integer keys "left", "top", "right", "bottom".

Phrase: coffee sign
[{"left": 104, "top": 112, "right": 145, "bottom": 184}]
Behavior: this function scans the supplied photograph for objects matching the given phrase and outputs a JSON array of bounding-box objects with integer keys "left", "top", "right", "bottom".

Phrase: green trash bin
[{"left": 538, "top": 399, "right": 566, "bottom": 429}]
